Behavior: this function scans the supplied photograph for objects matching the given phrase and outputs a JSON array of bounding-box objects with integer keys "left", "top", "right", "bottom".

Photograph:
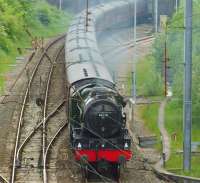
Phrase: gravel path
[{"left": 156, "top": 98, "right": 171, "bottom": 166}]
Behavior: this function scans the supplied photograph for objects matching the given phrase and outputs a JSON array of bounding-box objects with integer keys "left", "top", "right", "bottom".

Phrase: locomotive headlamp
[
  {"left": 78, "top": 142, "right": 82, "bottom": 149},
  {"left": 124, "top": 142, "right": 129, "bottom": 149}
]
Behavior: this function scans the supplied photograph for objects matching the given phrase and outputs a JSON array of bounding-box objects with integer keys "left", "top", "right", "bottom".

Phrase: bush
[
  {"left": 0, "top": 0, "right": 71, "bottom": 91},
  {"left": 136, "top": 55, "right": 163, "bottom": 97},
  {"left": 37, "top": 9, "right": 50, "bottom": 26}
]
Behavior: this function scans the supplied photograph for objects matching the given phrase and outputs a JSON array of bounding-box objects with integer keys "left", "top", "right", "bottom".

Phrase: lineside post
[
  {"left": 175, "top": 0, "right": 178, "bottom": 12},
  {"left": 59, "top": 0, "right": 62, "bottom": 10},
  {"left": 86, "top": 0, "right": 89, "bottom": 32},
  {"left": 154, "top": 0, "right": 158, "bottom": 33},
  {"left": 183, "top": 0, "right": 192, "bottom": 172},
  {"left": 132, "top": 0, "right": 137, "bottom": 100},
  {"left": 164, "top": 40, "right": 169, "bottom": 97},
  {"left": 131, "top": 0, "right": 137, "bottom": 123}
]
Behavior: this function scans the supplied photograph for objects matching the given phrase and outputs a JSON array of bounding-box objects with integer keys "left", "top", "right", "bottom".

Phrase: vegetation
[
  {"left": 165, "top": 100, "right": 200, "bottom": 177},
  {"left": 158, "top": 3, "right": 200, "bottom": 176},
  {"left": 154, "top": 1, "right": 200, "bottom": 108},
  {"left": 127, "top": 0, "right": 200, "bottom": 177},
  {"left": 136, "top": 0, "right": 200, "bottom": 177},
  {"left": 0, "top": 0, "right": 71, "bottom": 91},
  {"left": 136, "top": 55, "right": 163, "bottom": 97},
  {"left": 129, "top": 55, "right": 163, "bottom": 149},
  {"left": 127, "top": 56, "right": 163, "bottom": 97},
  {"left": 137, "top": 103, "right": 160, "bottom": 136}
]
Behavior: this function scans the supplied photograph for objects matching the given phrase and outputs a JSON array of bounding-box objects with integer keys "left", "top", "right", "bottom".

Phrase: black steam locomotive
[{"left": 65, "top": 0, "right": 148, "bottom": 180}]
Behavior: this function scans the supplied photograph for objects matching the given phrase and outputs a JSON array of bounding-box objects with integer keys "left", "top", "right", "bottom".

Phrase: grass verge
[
  {"left": 127, "top": 55, "right": 163, "bottom": 149},
  {"left": 165, "top": 100, "right": 200, "bottom": 177},
  {"left": 137, "top": 103, "right": 162, "bottom": 151}
]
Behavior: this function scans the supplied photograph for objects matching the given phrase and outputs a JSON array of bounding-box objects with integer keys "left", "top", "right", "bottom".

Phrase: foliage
[
  {"left": 137, "top": 103, "right": 162, "bottom": 151},
  {"left": 153, "top": 1, "right": 200, "bottom": 122},
  {"left": 127, "top": 55, "right": 163, "bottom": 97},
  {"left": 0, "top": 0, "right": 71, "bottom": 91},
  {"left": 165, "top": 100, "right": 200, "bottom": 177},
  {"left": 138, "top": 103, "right": 160, "bottom": 136},
  {"left": 151, "top": 0, "right": 200, "bottom": 177},
  {"left": 136, "top": 55, "right": 163, "bottom": 96}
]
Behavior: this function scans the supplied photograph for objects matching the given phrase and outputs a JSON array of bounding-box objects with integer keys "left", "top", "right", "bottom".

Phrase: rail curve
[{"left": 11, "top": 34, "right": 66, "bottom": 183}]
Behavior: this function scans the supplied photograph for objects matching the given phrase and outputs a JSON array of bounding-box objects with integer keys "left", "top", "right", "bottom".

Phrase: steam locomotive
[{"left": 65, "top": 0, "right": 148, "bottom": 180}]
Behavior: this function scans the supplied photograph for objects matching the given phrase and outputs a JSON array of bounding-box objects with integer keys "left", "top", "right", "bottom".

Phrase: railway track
[
  {"left": 153, "top": 166, "right": 200, "bottom": 183},
  {"left": 42, "top": 43, "right": 68, "bottom": 183},
  {"left": 0, "top": 175, "right": 9, "bottom": 183},
  {"left": 10, "top": 35, "right": 67, "bottom": 183}
]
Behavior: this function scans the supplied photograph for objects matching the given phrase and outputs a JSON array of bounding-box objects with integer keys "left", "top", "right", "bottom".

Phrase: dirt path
[{"left": 157, "top": 98, "right": 171, "bottom": 166}]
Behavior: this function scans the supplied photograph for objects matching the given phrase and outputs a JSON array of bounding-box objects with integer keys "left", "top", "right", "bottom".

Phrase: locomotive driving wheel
[{"left": 112, "top": 163, "right": 121, "bottom": 182}]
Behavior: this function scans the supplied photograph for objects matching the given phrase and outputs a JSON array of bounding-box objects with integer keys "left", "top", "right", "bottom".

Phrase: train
[{"left": 65, "top": 0, "right": 148, "bottom": 181}]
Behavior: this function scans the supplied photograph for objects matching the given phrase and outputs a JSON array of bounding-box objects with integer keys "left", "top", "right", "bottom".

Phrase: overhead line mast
[
  {"left": 175, "top": 0, "right": 178, "bottom": 12},
  {"left": 132, "top": 0, "right": 137, "bottom": 100},
  {"left": 183, "top": 0, "right": 193, "bottom": 172},
  {"left": 154, "top": 0, "right": 158, "bottom": 33},
  {"left": 59, "top": 0, "right": 62, "bottom": 10},
  {"left": 86, "top": 0, "right": 89, "bottom": 32}
]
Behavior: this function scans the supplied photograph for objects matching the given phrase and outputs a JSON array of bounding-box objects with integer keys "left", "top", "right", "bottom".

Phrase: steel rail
[
  {"left": 42, "top": 45, "right": 65, "bottom": 183},
  {"left": 11, "top": 35, "right": 66, "bottom": 183},
  {"left": 65, "top": 156, "right": 114, "bottom": 183},
  {"left": 16, "top": 100, "right": 65, "bottom": 160},
  {"left": 119, "top": 36, "right": 155, "bottom": 49},
  {"left": 43, "top": 121, "right": 69, "bottom": 183},
  {"left": 102, "top": 35, "right": 155, "bottom": 55},
  {"left": 153, "top": 167, "right": 200, "bottom": 182},
  {"left": 0, "top": 175, "right": 9, "bottom": 183}
]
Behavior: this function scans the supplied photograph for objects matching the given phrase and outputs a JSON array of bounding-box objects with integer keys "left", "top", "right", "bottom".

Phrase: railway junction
[{"left": 0, "top": 0, "right": 199, "bottom": 183}]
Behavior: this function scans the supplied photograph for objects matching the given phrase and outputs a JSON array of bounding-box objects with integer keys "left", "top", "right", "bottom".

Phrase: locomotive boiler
[{"left": 65, "top": 0, "right": 148, "bottom": 180}]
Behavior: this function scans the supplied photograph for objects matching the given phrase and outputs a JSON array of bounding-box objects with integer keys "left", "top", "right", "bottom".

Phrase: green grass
[
  {"left": 165, "top": 100, "right": 200, "bottom": 177},
  {"left": 127, "top": 55, "right": 163, "bottom": 150},
  {"left": 137, "top": 104, "right": 162, "bottom": 151},
  {"left": 127, "top": 52, "right": 200, "bottom": 177},
  {"left": 165, "top": 100, "right": 183, "bottom": 150},
  {"left": 138, "top": 104, "right": 160, "bottom": 137},
  {"left": 127, "top": 55, "right": 162, "bottom": 96},
  {"left": 166, "top": 155, "right": 200, "bottom": 177},
  {"left": 134, "top": 76, "right": 200, "bottom": 177}
]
